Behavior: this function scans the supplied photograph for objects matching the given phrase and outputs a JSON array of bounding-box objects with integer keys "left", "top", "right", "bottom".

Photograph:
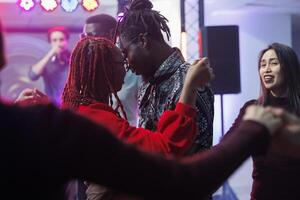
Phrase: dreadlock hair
[
  {"left": 257, "top": 42, "right": 300, "bottom": 115},
  {"left": 62, "top": 37, "right": 127, "bottom": 119},
  {"left": 117, "top": 0, "right": 171, "bottom": 43}
]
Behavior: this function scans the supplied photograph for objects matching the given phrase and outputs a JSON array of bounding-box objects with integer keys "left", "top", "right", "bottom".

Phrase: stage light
[
  {"left": 61, "top": 0, "right": 79, "bottom": 12},
  {"left": 82, "top": 0, "right": 99, "bottom": 11},
  {"left": 198, "top": 31, "right": 203, "bottom": 58},
  {"left": 40, "top": 0, "right": 58, "bottom": 11},
  {"left": 180, "top": 31, "right": 187, "bottom": 60},
  {"left": 117, "top": 12, "right": 124, "bottom": 21},
  {"left": 19, "top": 0, "right": 35, "bottom": 11}
]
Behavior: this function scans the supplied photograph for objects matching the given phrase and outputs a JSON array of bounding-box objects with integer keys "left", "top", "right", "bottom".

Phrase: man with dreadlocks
[
  {"left": 117, "top": 0, "right": 214, "bottom": 155},
  {"left": 61, "top": 36, "right": 213, "bottom": 199},
  {"left": 62, "top": 36, "right": 214, "bottom": 155}
]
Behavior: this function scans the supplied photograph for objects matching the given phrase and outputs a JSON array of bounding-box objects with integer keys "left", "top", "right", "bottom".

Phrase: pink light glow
[
  {"left": 19, "top": 0, "right": 35, "bottom": 11},
  {"left": 40, "top": 0, "right": 58, "bottom": 12}
]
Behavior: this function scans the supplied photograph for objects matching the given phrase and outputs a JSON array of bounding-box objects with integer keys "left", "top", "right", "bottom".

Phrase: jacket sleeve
[
  {"left": 170, "top": 84, "right": 214, "bottom": 153},
  {"left": 28, "top": 67, "right": 41, "bottom": 81},
  {"left": 175, "top": 120, "right": 271, "bottom": 199},
  {"left": 122, "top": 102, "right": 197, "bottom": 156},
  {"left": 0, "top": 103, "right": 270, "bottom": 200},
  {"left": 192, "top": 86, "right": 214, "bottom": 152},
  {"left": 39, "top": 106, "right": 270, "bottom": 199},
  {"left": 35, "top": 105, "right": 270, "bottom": 200},
  {"left": 86, "top": 103, "right": 197, "bottom": 156},
  {"left": 225, "top": 99, "right": 257, "bottom": 136}
]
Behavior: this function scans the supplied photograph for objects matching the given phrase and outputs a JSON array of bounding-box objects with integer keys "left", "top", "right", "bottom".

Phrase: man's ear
[
  {"left": 138, "top": 33, "right": 149, "bottom": 48},
  {"left": 109, "top": 28, "right": 116, "bottom": 42}
]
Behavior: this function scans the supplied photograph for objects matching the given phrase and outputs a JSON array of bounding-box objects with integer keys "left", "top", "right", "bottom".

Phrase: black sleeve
[
  {"left": 225, "top": 99, "right": 257, "bottom": 136},
  {"left": 44, "top": 107, "right": 269, "bottom": 200},
  {"left": 0, "top": 103, "right": 269, "bottom": 200},
  {"left": 177, "top": 120, "right": 270, "bottom": 199},
  {"left": 28, "top": 67, "right": 41, "bottom": 80},
  {"left": 193, "top": 86, "right": 215, "bottom": 152}
]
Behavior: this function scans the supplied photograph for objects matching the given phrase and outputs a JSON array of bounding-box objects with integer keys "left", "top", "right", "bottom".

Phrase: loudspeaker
[{"left": 201, "top": 25, "right": 241, "bottom": 94}]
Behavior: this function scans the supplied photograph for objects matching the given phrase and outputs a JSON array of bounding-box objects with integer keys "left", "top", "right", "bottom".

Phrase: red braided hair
[{"left": 62, "top": 37, "right": 127, "bottom": 119}]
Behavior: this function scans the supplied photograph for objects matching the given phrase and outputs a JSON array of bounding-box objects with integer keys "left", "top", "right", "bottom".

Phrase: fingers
[
  {"left": 257, "top": 107, "right": 300, "bottom": 125},
  {"left": 15, "top": 88, "right": 35, "bottom": 103},
  {"left": 34, "top": 88, "right": 47, "bottom": 97},
  {"left": 244, "top": 106, "right": 300, "bottom": 137},
  {"left": 278, "top": 110, "right": 300, "bottom": 124},
  {"left": 190, "top": 58, "right": 212, "bottom": 74},
  {"left": 190, "top": 57, "right": 215, "bottom": 88},
  {"left": 270, "top": 108, "right": 300, "bottom": 140},
  {"left": 191, "top": 59, "right": 200, "bottom": 65},
  {"left": 201, "top": 57, "right": 209, "bottom": 66},
  {"left": 191, "top": 57, "right": 209, "bottom": 66},
  {"left": 269, "top": 107, "right": 284, "bottom": 116},
  {"left": 20, "top": 88, "right": 35, "bottom": 95},
  {"left": 229, "top": 103, "right": 300, "bottom": 142},
  {"left": 84, "top": 181, "right": 90, "bottom": 187},
  {"left": 186, "top": 57, "right": 214, "bottom": 88},
  {"left": 15, "top": 88, "right": 48, "bottom": 105},
  {"left": 243, "top": 105, "right": 282, "bottom": 135},
  {"left": 208, "top": 67, "right": 215, "bottom": 80},
  {"left": 190, "top": 58, "right": 212, "bottom": 75},
  {"left": 268, "top": 117, "right": 283, "bottom": 134}
]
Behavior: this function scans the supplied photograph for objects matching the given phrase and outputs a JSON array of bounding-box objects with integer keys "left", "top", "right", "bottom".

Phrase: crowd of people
[{"left": 1, "top": 0, "right": 300, "bottom": 200}]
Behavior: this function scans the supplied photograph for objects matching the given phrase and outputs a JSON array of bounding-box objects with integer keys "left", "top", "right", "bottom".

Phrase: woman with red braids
[
  {"left": 61, "top": 36, "right": 213, "bottom": 200},
  {"left": 19, "top": 35, "right": 211, "bottom": 199},
  {"left": 62, "top": 36, "right": 213, "bottom": 157}
]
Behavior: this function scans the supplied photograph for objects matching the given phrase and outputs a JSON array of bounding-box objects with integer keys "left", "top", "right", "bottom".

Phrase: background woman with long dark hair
[{"left": 227, "top": 42, "right": 300, "bottom": 199}]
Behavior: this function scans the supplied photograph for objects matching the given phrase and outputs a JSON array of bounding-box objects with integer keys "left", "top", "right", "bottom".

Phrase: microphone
[{"left": 51, "top": 55, "right": 57, "bottom": 62}]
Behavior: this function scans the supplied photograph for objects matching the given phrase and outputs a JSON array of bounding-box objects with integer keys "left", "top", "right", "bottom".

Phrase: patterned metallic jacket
[{"left": 137, "top": 48, "right": 214, "bottom": 153}]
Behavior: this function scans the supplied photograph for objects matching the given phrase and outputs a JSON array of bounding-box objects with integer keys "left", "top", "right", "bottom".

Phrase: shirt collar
[{"left": 151, "top": 48, "right": 185, "bottom": 81}]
